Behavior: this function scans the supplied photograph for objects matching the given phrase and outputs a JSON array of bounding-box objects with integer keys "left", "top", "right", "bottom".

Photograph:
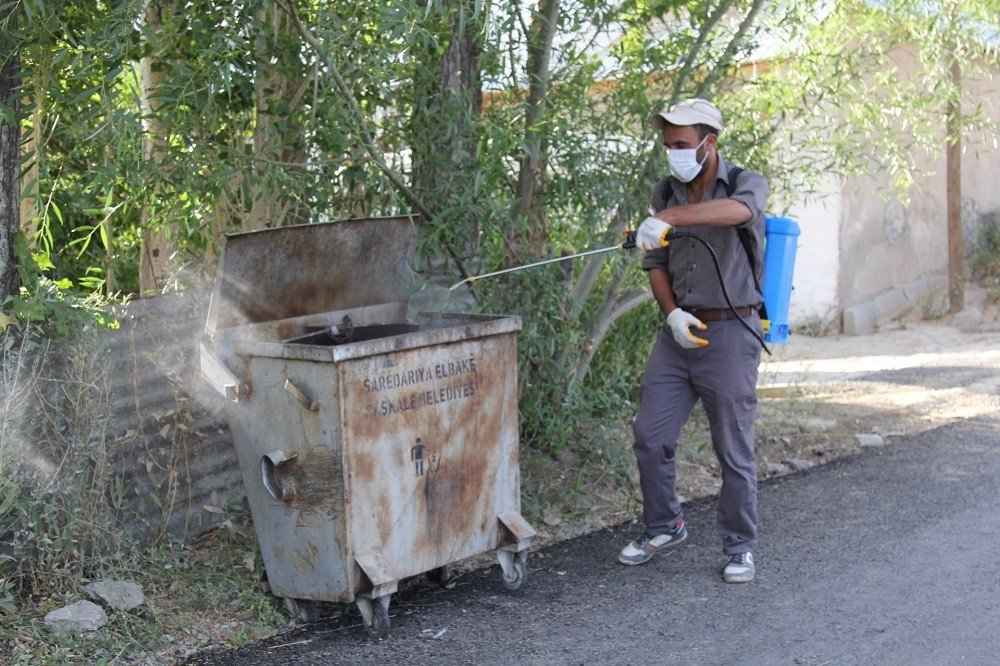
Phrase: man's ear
[{"left": 705, "top": 133, "right": 718, "bottom": 153}]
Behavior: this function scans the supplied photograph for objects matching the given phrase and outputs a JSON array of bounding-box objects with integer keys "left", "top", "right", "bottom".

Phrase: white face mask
[{"left": 667, "top": 135, "right": 709, "bottom": 183}]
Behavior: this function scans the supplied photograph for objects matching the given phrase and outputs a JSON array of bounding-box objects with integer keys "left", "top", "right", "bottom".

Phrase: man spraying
[{"left": 617, "top": 98, "right": 769, "bottom": 584}]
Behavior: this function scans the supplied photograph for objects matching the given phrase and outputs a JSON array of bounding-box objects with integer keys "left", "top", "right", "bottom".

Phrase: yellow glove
[
  {"left": 637, "top": 216, "right": 672, "bottom": 251},
  {"left": 666, "top": 308, "right": 708, "bottom": 348}
]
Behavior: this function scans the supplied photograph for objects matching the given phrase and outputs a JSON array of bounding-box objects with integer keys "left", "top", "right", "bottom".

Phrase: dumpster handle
[
  {"left": 284, "top": 378, "right": 321, "bottom": 412},
  {"left": 261, "top": 450, "right": 298, "bottom": 502}
]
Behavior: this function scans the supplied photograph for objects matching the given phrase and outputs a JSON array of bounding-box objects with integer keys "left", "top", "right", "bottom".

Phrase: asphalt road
[{"left": 190, "top": 414, "right": 999, "bottom": 665}]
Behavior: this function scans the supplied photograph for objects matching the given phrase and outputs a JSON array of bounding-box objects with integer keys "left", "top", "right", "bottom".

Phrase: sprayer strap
[{"left": 726, "top": 167, "right": 769, "bottom": 321}]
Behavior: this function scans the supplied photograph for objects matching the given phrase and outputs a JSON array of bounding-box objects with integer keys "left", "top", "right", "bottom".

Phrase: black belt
[{"left": 689, "top": 307, "right": 756, "bottom": 323}]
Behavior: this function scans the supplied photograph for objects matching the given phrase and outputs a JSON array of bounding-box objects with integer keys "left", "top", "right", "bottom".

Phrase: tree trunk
[
  {"left": 248, "top": 2, "right": 280, "bottom": 231},
  {"left": 138, "top": 0, "right": 177, "bottom": 294},
  {"left": 946, "top": 58, "right": 963, "bottom": 313},
  {"left": 0, "top": 3, "right": 20, "bottom": 301},
  {"left": 564, "top": 155, "right": 659, "bottom": 391},
  {"left": 205, "top": 180, "right": 234, "bottom": 275},
  {"left": 281, "top": 0, "right": 471, "bottom": 280},
  {"left": 19, "top": 67, "right": 42, "bottom": 246},
  {"left": 508, "top": 0, "right": 560, "bottom": 264},
  {"left": 249, "top": 1, "right": 310, "bottom": 231},
  {"left": 411, "top": 0, "right": 483, "bottom": 261}
]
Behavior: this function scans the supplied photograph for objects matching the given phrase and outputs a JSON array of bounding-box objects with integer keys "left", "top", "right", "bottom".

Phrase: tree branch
[
  {"left": 566, "top": 256, "right": 629, "bottom": 395},
  {"left": 569, "top": 145, "right": 659, "bottom": 305},
  {"left": 610, "top": 287, "right": 653, "bottom": 321},
  {"left": 566, "top": 280, "right": 652, "bottom": 396},
  {"left": 569, "top": 204, "right": 621, "bottom": 307},
  {"left": 563, "top": 0, "right": 764, "bottom": 389},
  {"left": 694, "top": 0, "right": 764, "bottom": 99},
  {"left": 288, "top": 59, "right": 320, "bottom": 111},
  {"left": 670, "top": 0, "right": 735, "bottom": 105},
  {"left": 549, "top": 2, "right": 628, "bottom": 82},
  {"left": 277, "top": 0, "right": 472, "bottom": 281}
]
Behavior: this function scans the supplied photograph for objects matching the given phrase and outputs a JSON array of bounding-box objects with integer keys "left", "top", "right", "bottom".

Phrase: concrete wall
[
  {"left": 838, "top": 49, "right": 1000, "bottom": 318},
  {"left": 959, "top": 59, "right": 1000, "bottom": 249},
  {"left": 783, "top": 176, "right": 842, "bottom": 326}
]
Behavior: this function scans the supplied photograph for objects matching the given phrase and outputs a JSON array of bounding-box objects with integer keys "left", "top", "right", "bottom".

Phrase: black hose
[{"left": 669, "top": 232, "right": 771, "bottom": 356}]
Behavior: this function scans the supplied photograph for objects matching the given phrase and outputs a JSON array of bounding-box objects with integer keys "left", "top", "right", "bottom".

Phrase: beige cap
[{"left": 651, "top": 98, "right": 723, "bottom": 132}]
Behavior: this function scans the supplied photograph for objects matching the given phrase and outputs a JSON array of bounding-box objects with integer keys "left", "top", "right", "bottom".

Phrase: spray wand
[
  {"left": 448, "top": 229, "right": 769, "bottom": 354},
  {"left": 449, "top": 232, "right": 637, "bottom": 291}
]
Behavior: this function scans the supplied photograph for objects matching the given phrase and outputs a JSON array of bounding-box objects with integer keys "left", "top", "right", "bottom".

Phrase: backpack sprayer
[{"left": 450, "top": 218, "right": 801, "bottom": 351}]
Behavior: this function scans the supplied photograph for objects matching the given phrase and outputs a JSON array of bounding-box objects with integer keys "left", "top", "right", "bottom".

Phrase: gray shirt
[{"left": 642, "top": 155, "right": 770, "bottom": 311}]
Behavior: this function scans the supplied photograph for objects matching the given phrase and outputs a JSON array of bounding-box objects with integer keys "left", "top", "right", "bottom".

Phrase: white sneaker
[
  {"left": 723, "top": 551, "right": 755, "bottom": 583},
  {"left": 617, "top": 521, "right": 688, "bottom": 565}
]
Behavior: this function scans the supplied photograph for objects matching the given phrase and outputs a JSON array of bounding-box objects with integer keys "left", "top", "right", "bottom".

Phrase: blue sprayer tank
[{"left": 761, "top": 216, "right": 800, "bottom": 344}]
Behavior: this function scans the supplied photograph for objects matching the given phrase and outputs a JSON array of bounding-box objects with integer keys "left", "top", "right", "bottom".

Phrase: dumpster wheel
[
  {"left": 502, "top": 559, "right": 528, "bottom": 590},
  {"left": 282, "top": 597, "right": 319, "bottom": 625},
  {"left": 359, "top": 599, "right": 392, "bottom": 641},
  {"left": 499, "top": 550, "right": 529, "bottom": 591}
]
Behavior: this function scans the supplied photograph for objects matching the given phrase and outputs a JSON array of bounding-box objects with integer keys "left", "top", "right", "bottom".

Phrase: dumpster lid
[{"left": 206, "top": 216, "right": 419, "bottom": 333}]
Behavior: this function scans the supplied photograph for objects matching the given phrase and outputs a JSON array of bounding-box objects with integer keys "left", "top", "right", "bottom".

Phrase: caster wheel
[
  {"left": 282, "top": 597, "right": 319, "bottom": 624},
  {"left": 502, "top": 558, "right": 528, "bottom": 591},
  {"left": 363, "top": 601, "right": 391, "bottom": 640}
]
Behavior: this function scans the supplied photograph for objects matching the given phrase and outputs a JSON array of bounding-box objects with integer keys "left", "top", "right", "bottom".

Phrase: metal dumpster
[{"left": 199, "top": 216, "right": 536, "bottom": 638}]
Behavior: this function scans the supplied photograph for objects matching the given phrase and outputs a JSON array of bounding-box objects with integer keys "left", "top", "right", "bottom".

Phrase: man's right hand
[
  {"left": 666, "top": 308, "right": 709, "bottom": 348},
  {"left": 636, "top": 216, "right": 672, "bottom": 251}
]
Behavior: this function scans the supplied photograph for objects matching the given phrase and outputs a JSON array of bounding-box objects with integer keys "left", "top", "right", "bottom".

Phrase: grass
[
  {"left": 0, "top": 371, "right": 867, "bottom": 663},
  {"left": 520, "top": 416, "right": 642, "bottom": 538},
  {"left": 0, "top": 323, "right": 288, "bottom": 664},
  {"left": 1, "top": 512, "right": 288, "bottom": 664}
]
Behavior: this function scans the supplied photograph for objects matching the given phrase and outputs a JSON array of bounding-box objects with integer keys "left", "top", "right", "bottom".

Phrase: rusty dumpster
[{"left": 199, "top": 216, "right": 536, "bottom": 638}]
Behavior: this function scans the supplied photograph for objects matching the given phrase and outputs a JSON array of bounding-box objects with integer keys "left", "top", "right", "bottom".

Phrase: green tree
[{"left": 4, "top": 0, "right": 996, "bottom": 447}]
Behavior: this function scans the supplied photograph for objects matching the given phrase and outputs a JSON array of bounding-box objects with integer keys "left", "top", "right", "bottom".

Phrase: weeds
[
  {"left": 0, "top": 326, "right": 124, "bottom": 599},
  {"left": 1, "top": 519, "right": 285, "bottom": 664},
  {"left": 0, "top": 323, "right": 285, "bottom": 663},
  {"left": 969, "top": 213, "right": 1000, "bottom": 304},
  {"left": 920, "top": 288, "right": 949, "bottom": 320}
]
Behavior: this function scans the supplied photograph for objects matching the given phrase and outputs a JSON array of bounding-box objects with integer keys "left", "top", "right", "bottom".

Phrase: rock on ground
[
  {"left": 542, "top": 509, "right": 563, "bottom": 527},
  {"left": 763, "top": 462, "right": 790, "bottom": 474},
  {"left": 801, "top": 417, "right": 838, "bottom": 433},
  {"left": 85, "top": 580, "right": 145, "bottom": 611},
  {"left": 783, "top": 458, "right": 815, "bottom": 471},
  {"left": 856, "top": 434, "right": 886, "bottom": 448},
  {"left": 44, "top": 600, "right": 108, "bottom": 633},
  {"left": 951, "top": 308, "right": 984, "bottom": 328}
]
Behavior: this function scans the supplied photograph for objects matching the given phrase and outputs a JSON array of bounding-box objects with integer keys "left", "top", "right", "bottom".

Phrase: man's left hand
[{"left": 637, "top": 216, "right": 672, "bottom": 251}]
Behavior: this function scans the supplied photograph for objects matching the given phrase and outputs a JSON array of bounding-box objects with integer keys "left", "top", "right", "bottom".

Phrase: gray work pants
[{"left": 632, "top": 315, "right": 762, "bottom": 555}]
